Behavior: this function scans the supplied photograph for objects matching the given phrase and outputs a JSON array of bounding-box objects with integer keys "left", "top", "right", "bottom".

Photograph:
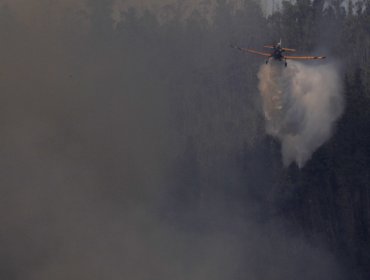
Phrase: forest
[{"left": 0, "top": 0, "right": 369, "bottom": 279}]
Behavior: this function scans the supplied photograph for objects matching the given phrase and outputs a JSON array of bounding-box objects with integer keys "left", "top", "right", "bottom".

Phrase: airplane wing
[
  {"left": 285, "top": 55, "right": 326, "bottom": 60},
  {"left": 230, "top": 45, "right": 271, "bottom": 57},
  {"left": 282, "top": 48, "right": 296, "bottom": 52},
  {"left": 244, "top": 49, "right": 272, "bottom": 57},
  {"left": 264, "top": 46, "right": 296, "bottom": 52}
]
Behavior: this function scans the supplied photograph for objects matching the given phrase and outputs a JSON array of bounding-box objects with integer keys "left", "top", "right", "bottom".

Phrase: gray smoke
[
  {"left": 0, "top": 1, "right": 346, "bottom": 279},
  {"left": 258, "top": 60, "right": 344, "bottom": 167}
]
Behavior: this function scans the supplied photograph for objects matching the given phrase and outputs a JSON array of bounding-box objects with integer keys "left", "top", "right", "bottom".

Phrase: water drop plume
[{"left": 257, "top": 60, "right": 344, "bottom": 167}]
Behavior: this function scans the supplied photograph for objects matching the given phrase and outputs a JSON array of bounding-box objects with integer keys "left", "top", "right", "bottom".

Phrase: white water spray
[{"left": 258, "top": 61, "right": 344, "bottom": 167}]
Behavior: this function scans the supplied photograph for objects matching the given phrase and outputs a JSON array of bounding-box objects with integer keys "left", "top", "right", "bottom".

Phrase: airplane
[{"left": 230, "top": 39, "right": 326, "bottom": 67}]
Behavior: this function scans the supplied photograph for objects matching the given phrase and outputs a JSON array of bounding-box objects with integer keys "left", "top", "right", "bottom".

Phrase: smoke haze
[
  {"left": 0, "top": 1, "right": 349, "bottom": 279},
  {"left": 258, "top": 61, "right": 344, "bottom": 167}
]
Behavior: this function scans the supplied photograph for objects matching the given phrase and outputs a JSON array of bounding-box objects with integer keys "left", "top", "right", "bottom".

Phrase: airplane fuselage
[{"left": 272, "top": 47, "right": 284, "bottom": 61}]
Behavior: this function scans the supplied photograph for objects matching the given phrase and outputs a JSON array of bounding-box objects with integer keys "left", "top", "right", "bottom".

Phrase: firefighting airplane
[{"left": 230, "top": 39, "right": 326, "bottom": 67}]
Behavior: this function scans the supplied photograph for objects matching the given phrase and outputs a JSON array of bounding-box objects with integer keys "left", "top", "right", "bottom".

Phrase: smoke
[
  {"left": 257, "top": 60, "right": 344, "bottom": 167},
  {"left": 0, "top": 1, "right": 348, "bottom": 279}
]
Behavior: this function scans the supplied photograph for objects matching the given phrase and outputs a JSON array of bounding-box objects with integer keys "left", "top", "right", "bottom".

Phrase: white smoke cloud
[{"left": 258, "top": 60, "right": 344, "bottom": 167}]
